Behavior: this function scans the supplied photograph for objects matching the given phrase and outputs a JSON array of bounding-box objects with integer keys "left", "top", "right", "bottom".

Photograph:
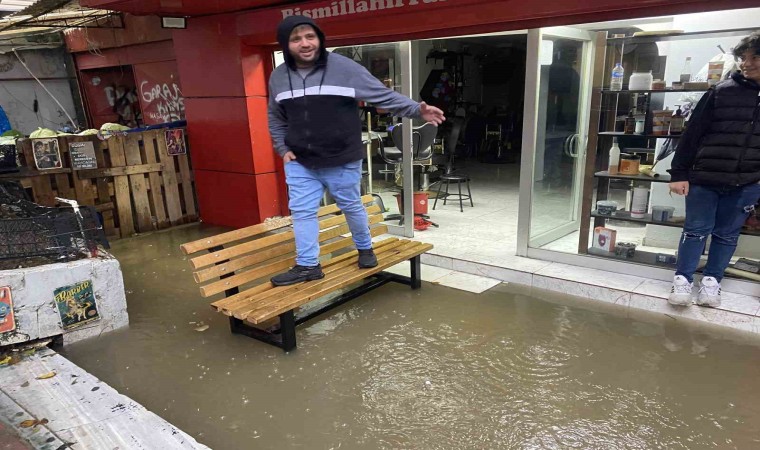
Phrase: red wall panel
[
  {"left": 172, "top": 15, "right": 246, "bottom": 98},
  {"left": 194, "top": 170, "right": 262, "bottom": 228},
  {"left": 79, "top": 66, "right": 140, "bottom": 128},
  {"left": 246, "top": 96, "right": 276, "bottom": 175},
  {"left": 183, "top": 97, "right": 254, "bottom": 173},
  {"left": 133, "top": 61, "right": 185, "bottom": 125},
  {"left": 254, "top": 172, "right": 284, "bottom": 220}
]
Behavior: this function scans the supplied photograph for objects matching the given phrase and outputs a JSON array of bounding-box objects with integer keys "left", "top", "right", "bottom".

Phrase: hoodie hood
[{"left": 276, "top": 15, "right": 328, "bottom": 70}]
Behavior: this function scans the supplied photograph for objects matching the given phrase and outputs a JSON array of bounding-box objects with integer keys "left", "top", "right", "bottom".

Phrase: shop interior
[
  {"left": 331, "top": 34, "right": 530, "bottom": 262},
  {"left": 276, "top": 7, "right": 760, "bottom": 285}
]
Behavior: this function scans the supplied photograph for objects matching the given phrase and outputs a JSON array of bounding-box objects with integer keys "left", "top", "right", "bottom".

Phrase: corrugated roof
[{"left": 0, "top": 1, "right": 37, "bottom": 13}]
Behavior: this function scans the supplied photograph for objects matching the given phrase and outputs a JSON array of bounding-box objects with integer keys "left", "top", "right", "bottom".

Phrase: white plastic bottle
[
  {"left": 608, "top": 137, "right": 621, "bottom": 174},
  {"left": 631, "top": 185, "right": 650, "bottom": 219},
  {"left": 610, "top": 63, "right": 625, "bottom": 91}
]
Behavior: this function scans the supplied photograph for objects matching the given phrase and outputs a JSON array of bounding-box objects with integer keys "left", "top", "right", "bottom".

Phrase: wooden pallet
[{"left": 8, "top": 129, "right": 197, "bottom": 239}]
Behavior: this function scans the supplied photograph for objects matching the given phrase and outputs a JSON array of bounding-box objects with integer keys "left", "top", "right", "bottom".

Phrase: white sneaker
[
  {"left": 697, "top": 276, "right": 722, "bottom": 308},
  {"left": 668, "top": 275, "right": 693, "bottom": 306}
]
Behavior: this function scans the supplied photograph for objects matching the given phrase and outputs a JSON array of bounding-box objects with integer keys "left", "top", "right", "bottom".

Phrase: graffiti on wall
[{"left": 140, "top": 80, "right": 184, "bottom": 123}]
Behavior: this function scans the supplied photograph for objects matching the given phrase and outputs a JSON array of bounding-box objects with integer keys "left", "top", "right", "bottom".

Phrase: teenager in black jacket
[{"left": 667, "top": 32, "right": 760, "bottom": 307}]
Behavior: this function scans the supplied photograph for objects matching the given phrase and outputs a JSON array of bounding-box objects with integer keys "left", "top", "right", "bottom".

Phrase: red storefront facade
[{"left": 81, "top": 0, "right": 760, "bottom": 229}]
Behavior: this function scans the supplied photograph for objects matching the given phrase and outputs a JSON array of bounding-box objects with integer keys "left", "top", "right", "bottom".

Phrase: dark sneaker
[
  {"left": 270, "top": 265, "right": 324, "bottom": 286},
  {"left": 358, "top": 249, "right": 378, "bottom": 268}
]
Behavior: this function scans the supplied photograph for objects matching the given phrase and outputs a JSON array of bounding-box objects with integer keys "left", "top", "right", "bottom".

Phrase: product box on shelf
[{"left": 593, "top": 227, "right": 617, "bottom": 252}]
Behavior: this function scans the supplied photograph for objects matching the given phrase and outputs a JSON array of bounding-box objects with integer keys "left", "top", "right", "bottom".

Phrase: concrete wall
[
  {"left": 0, "top": 257, "right": 128, "bottom": 346},
  {"left": 0, "top": 48, "right": 80, "bottom": 134}
]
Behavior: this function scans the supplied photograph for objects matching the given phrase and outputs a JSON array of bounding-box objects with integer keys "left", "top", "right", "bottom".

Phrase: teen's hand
[
  {"left": 669, "top": 181, "right": 689, "bottom": 196},
  {"left": 283, "top": 151, "right": 297, "bottom": 163}
]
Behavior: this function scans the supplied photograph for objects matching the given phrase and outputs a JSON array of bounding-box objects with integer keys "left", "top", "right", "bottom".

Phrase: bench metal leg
[
  {"left": 410, "top": 255, "right": 421, "bottom": 290},
  {"left": 279, "top": 310, "right": 297, "bottom": 352}
]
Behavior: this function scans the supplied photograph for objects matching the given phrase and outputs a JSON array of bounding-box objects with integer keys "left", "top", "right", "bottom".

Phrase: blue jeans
[
  {"left": 284, "top": 159, "right": 372, "bottom": 267},
  {"left": 675, "top": 183, "right": 760, "bottom": 282}
]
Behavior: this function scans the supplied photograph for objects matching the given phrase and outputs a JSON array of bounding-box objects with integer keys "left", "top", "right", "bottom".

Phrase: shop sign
[
  {"left": 0, "top": 287, "right": 15, "bottom": 333},
  {"left": 32, "top": 138, "right": 62, "bottom": 170},
  {"left": 281, "top": 0, "right": 447, "bottom": 19},
  {"left": 165, "top": 128, "right": 187, "bottom": 156},
  {"left": 53, "top": 280, "right": 100, "bottom": 330},
  {"left": 69, "top": 141, "right": 98, "bottom": 170}
]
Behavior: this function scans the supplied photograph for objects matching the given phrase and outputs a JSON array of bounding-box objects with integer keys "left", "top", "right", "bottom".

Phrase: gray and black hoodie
[{"left": 268, "top": 16, "right": 421, "bottom": 169}]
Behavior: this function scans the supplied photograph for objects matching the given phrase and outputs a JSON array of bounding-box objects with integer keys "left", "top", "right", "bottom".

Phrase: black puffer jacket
[{"left": 668, "top": 72, "right": 760, "bottom": 186}]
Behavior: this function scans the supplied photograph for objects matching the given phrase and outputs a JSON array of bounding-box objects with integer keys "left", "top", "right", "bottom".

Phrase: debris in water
[
  {"left": 195, "top": 324, "right": 210, "bottom": 332},
  {"left": 35, "top": 371, "right": 56, "bottom": 380},
  {"left": 19, "top": 418, "right": 48, "bottom": 428}
]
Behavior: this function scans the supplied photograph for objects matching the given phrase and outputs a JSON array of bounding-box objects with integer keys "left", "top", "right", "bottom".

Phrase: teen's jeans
[
  {"left": 675, "top": 183, "right": 760, "bottom": 282},
  {"left": 284, "top": 159, "right": 372, "bottom": 267}
]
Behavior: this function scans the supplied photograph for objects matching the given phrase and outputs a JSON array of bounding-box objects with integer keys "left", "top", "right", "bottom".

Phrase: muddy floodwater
[{"left": 60, "top": 225, "right": 760, "bottom": 450}]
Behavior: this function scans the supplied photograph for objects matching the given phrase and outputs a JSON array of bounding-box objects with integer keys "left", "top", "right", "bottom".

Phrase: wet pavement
[{"left": 60, "top": 225, "right": 760, "bottom": 450}]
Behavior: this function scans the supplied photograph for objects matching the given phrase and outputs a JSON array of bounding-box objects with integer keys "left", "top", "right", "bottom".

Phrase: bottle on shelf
[
  {"left": 631, "top": 184, "right": 650, "bottom": 219},
  {"left": 680, "top": 57, "right": 692, "bottom": 83},
  {"left": 624, "top": 109, "right": 636, "bottom": 134},
  {"left": 610, "top": 62, "right": 625, "bottom": 91},
  {"left": 608, "top": 137, "right": 621, "bottom": 174},
  {"left": 670, "top": 105, "right": 685, "bottom": 135}
]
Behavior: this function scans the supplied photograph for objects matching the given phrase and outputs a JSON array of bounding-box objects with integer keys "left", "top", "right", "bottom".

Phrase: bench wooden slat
[
  {"left": 189, "top": 205, "right": 382, "bottom": 269},
  {"left": 199, "top": 218, "right": 388, "bottom": 298},
  {"left": 245, "top": 242, "right": 433, "bottom": 323},
  {"left": 194, "top": 213, "right": 385, "bottom": 283},
  {"left": 208, "top": 234, "right": 398, "bottom": 312},
  {"left": 232, "top": 240, "right": 421, "bottom": 320},
  {"left": 224, "top": 239, "right": 411, "bottom": 316},
  {"left": 180, "top": 194, "right": 375, "bottom": 254}
]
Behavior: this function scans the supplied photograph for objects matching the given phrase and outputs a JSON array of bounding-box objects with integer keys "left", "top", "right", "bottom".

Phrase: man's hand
[
  {"left": 669, "top": 181, "right": 689, "bottom": 196},
  {"left": 283, "top": 151, "right": 297, "bottom": 163},
  {"left": 420, "top": 102, "right": 445, "bottom": 125}
]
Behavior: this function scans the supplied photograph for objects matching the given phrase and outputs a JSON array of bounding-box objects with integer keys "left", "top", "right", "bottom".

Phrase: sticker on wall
[
  {"left": 32, "top": 138, "right": 62, "bottom": 170},
  {"left": 53, "top": 280, "right": 100, "bottom": 330},
  {"left": 0, "top": 287, "right": 15, "bottom": 333},
  {"left": 165, "top": 128, "right": 187, "bottom": 156},
  {"left": 69, "top": 141, "right": 98, "bottom": 170}
]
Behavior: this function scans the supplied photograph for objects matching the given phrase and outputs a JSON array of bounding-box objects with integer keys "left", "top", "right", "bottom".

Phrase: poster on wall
[
  {"left": 53, "top": 280, "right": 100, "bottom": 330},
  {"left": 0, "top": 286, "right": 15, "bottom": 333},
  {"left": 69, "top": 141, "right": 98, "bottom": 170},
  {"left": 165, "top": 128, "right": 187, "bottom": 156},
  {"left": 32, "top": 138, "right": 62, "bottom": 170}
]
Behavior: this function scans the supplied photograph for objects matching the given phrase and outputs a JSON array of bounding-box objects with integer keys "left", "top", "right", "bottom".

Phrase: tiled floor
[{"left": 371, "top": 159, "right": 760, "bottom": 333}]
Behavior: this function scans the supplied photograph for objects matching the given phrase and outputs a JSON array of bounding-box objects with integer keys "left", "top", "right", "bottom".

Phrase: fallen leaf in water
[
  {"left": 20, "top": 381, "right": 29, "bottom": 388},
  {"left": 194, "top": 325, "right": 209, "bottom": 332},
  {"left": 0, "top": 356, "right": 11, "bottom": 365},
  {"left": 35, "top": 371, "right": 56, "bottom": 380},
  {"left": 19, "top": 418, "right": 48, "bottom": 428}
]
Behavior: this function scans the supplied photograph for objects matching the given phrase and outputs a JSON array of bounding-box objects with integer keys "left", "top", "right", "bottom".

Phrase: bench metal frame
[{"left": 211, "top": 243, "right": 421, "bottom": 352}]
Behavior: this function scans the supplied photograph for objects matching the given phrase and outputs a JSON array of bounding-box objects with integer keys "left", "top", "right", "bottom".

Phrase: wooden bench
[{"left": 180, "top": 195, "right": 433, "bottom": 352}]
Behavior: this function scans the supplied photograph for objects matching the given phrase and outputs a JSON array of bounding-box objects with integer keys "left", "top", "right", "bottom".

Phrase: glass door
[
  {"left": 519, "top": 27, "right": 594, "bottom": 252},
  {"left": 327, "top": 41, "right": 416, "bottom": 237}
]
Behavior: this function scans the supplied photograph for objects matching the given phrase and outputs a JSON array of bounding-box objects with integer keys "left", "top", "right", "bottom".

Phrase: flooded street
[{"left": 60, "top": 225, "right": 760, "bottom": 450}]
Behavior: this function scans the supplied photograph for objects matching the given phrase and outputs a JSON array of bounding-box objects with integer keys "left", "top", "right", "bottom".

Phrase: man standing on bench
[{"left": 268, "top": 16, "right": 445, "bottom": 286}]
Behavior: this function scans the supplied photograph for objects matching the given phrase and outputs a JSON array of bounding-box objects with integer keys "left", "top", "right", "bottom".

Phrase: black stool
[{"left": 433, "top": 173, "right": 473, "bottom": 212}]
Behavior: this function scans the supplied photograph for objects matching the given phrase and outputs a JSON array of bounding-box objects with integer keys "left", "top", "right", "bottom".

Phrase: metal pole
[
  {"left": 366, "top": 111, "right": 374, "bottom": 194},
  {"left": 400, "top": 41, "right": 414, "bottom": 238}
]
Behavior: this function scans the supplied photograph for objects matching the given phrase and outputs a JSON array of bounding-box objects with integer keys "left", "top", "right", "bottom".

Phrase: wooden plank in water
[
  {"left": 108, "top": 137, "right": 135, "bottom": 238},
  {"left": 155, "top": 130, "right": 183, "bottom": 225},
  {"left": 141, "top": 131, "right": 169, "bottom": 229},
  {"left": 176, "top": 153, "right": 197, "bottom": 220},
  {"left": 124, "top": 134, "right": 154, "bottom": 233}
]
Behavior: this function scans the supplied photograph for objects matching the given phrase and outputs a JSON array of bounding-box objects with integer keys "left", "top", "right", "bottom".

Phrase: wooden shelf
[
  {"left": 599, "top": 132, "right": 683, "bottom": 139},
  {"left": 594, "top": 171, "right": 670, "bottom": 183},
  {"left": 591, "top": 211, "right": 760, "bottom": 237},
  {"left": 587, "top": 246, "right": 676, "bottom": 267},
  {"left": 591, "top": 210, "right": 683, "bottom": 228},
  {"left": 607, "top": 27, "right": 758, "bottom": 44},
  {"left": 601, "top": 89, "right": 707, "bottom": 95}
]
